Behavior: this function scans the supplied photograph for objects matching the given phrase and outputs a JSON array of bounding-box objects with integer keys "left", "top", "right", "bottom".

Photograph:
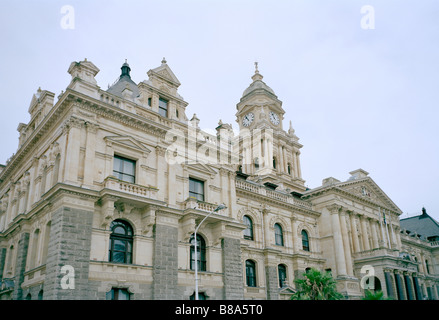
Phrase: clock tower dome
[{"left": 236, "top": 63, "right": 306, "bottom": 193}]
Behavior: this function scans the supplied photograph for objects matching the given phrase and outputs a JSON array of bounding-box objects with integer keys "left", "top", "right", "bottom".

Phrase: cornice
[{"left": 236, "top": 186, "right": 320, "bottom": 218}]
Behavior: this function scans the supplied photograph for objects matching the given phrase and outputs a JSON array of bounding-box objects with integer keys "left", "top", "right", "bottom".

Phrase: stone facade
[{"left": 0, "top": 58, "right": 438, "bottom": 300}]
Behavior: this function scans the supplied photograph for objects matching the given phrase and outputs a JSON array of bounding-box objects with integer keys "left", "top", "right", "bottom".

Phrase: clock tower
[{"left": 236, "top": 63, "right": 306, "bottom": 193}]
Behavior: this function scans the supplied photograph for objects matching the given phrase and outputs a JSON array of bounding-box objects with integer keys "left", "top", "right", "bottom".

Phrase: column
[
  {"left": 156, "top": 146, "right": 166, "bottom": 202},
  {"left": 292, "top": 152, "right": 298, "bottom": 178},
  {"left": 348, "top": 212, "right": 360, "bottom": 253},
  {"left": 291, "top": 217, "right": 299, "bottom": 252},
  {"left": 370, "top": 219, "right": 379, "bottom": 249},
  {"left": 83, "top": 122, "right": 98, "bottom": 187},
  {"left": 63, "top": 117, "right": 83, "bottom": 185},
  {"left": 282, "top": 147, "right": 288, "bottom": 173},
  {"left": 384, "top": 270, "right": 396, "bottom": 299},
  {"left": 360, "top": 216, "right": 370, "bottom": 251},
  {"left": 340, "top": 210, "right": 353, "bottom": 276},
  {"left": 263, "top": 138, "right": 269, "bottom": 168},
  {"left": 263, "top": 209, "right": 271, "bottom": 248},
  {"left": 404, "top": 273, "right": 415, "bottom": 300},
  {"left": 329, "top": 205, "right": 347, "bottom": 276},
  {"left": 152, "top": 222, "right": 178, "bottom": 299},
  {"left": 222, "top": 237, "right": 244, "bottom": 299},
  {"left": 43, "top": 202, "right": 94, "bottom": 300},
  {"left": 296, "top": 151, "right": 302, "bottom": 179},
  {"left": 413, "top": 276, "right": 423, "bottom": 300},
  {"left": 265, "top": 265, "right": 279, "bottom": 300},
  {"left": 394, "top": 271, "right": 406, "bottom": 300},
  {"left": 278, "top": 145, "right": 284, "bottom": 174},
  {"left": 12, "top": 232, "right": 30, "bottom": 300}
]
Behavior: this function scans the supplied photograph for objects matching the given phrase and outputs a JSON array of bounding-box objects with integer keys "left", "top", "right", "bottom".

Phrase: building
[{"left": 0, "top": 58, "right": 438, "bottom": 300}]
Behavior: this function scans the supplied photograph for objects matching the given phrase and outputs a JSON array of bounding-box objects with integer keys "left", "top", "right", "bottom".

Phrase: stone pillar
[
  {"left": 278, "top": 145, "right": 284, "bottom": 174},
  {"left": 292, "top": 152, "right": 298, "bottom": 178},
  {"left": 404, "top": 273, "right": 415, "bottom": 300},
  {"left": 0, "top": 247, "right": 6, "bottom": 281},
  {"left": 413, "top": 276, "right": 423, "bottom": 300},
  {"left": 43, "top": 204, "right": 94, "bottom": 300},
  {"left": 371, "top": 219, "right": 379, "bottom": 249},
  {"left": 83, "top": 122, "right": 98, "bottom": 187},
  {"left": 296, "top": 151, "right": 302, "bottom": 179},
  {"left": 265, "top": 265, "right": 279, "bottom": 300},
  {"left": 291, "top": 217, "right": 299, "bottom": 252},
  {"left": 63, "top": 117, "right": 83, "bottom": 185},
  {"left": 222, "top": 237, "right": 244, "bottom": 299},
  {"left": 340, "top": 210, "right": 353, "bottom": 276},
  {"left": 12, "top": 232, "right": 30, "bottom": 300},
  {"left": 394, "top": 271, "right": 406, "bottom": 300},
  {"left": 262, "top": 209, "right": 271, "bottom": 248},
  {"left": 155, "top": 147, "right": 166, "bottom": 202},
  {"left": 348, "top": 212, "right": 360, "bottom": 253},
  {"left": 152, "top": 223, "right": 178, "bottom": 300},
  {"left": 384, "top": 270, "right": 395, "bottom": 300},
  {"left": 329, "top": 205, "right": 347, "bottom": 276},
  {"left": 360, "top": 216, "right": 370, "bottom": 251},
  {"left": 282, "top": 147, "right": 288, "bottom": 173}
]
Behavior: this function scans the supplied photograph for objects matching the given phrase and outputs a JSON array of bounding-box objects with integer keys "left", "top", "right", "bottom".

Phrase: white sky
[{"left": 0, "top": 0, "right": 438, "bottom": 221}]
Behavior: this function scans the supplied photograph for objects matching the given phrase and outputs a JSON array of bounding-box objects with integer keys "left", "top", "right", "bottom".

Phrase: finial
[
  {"left": 162, "top": 57, "right": 167, "bottom": 64},
  {"left": 251, "top": 61, "right": 263, "bottom": 82},
  {"left": 125, "top": 59, "right": 127, "bottom": 63}
]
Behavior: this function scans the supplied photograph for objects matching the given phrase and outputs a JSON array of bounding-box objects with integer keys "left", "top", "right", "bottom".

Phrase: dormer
[{"left": 28, "top": 87, "right": 55, "bottom": 126}]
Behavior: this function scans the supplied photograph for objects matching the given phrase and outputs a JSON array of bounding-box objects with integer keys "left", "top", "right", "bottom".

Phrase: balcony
[
  {"left": 184, "top": 197, "right": 228, "bottom": 216},
  {"left": 235, "top": 179, "right": 313, "bottom": 210},
  {"left": 103, "top": 176, "right": 159, "bottom": 200}
]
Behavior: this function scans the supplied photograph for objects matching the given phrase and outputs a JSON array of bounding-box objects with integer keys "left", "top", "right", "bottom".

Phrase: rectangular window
[
  {"left": 189, "top": 177, "right": 204, "bottom": 201},
  {"left": 159, "top": 98, "right": 168, "bottom": 117},
  {"left": 113, "top": 155, "right": 136, "bottom": 183},
  {"left": 106, "top": 288, "right": 130, "bottom": 300}
]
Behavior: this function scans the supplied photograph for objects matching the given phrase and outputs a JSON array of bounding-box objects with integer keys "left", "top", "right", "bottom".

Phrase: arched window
[
  {"left": 301, "top": 230, "right": 310, "bottom": 251},
  {"left": 273, "top": 157, "right": 277, "bottom": 169},
  {"left": 278, "top": 264, "right": 287, "bottom": 288},
  {"left": 38, "top": 290, "right": 44, "bottom": 300},
  {"left": 287, "top": 163, "right": 291, "bottom": 175},
  {"left": 29, "top": 229, "right": 40, "bottom": 269},
  {"left": 109, "top": 219, "right": 133, "bottom": 264},
  {"left": 190, "top": 292, "right": 207, "bottom": 300},
  {"left": 243, "top": 215, "right": 254, "bottom": 240},
  {"left": 41, "top": 221, "right": 51, "bottom": 264},
  {"left": 246, "top": 260, "right": 257, "bottom": 287},
  {"left": 274, "top": 223, "right": 284, "bottom": 246},
  {"left": 190, "top": 234, "right": 206, "bottom": 271}
]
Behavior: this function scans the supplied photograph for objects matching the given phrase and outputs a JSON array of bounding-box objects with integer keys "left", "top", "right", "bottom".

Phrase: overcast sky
[{"left": 0, "top": 0, "right": 438, "bottom": 221}]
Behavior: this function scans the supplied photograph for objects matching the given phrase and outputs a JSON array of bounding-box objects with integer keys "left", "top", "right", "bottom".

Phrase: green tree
[
  {"left": 362, "top": 290, "right": 391, "bottom": 300},
  {"left": 290, "top": 268, "right": 344, "bottom": 300}
]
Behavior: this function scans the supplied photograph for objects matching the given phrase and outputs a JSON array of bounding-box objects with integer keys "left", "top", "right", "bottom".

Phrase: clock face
[
  {"left": 269, "top": 111, "right": 280, "bottom": 125},
  {"left": 242, "top": 112, "right": 254, "bottom": 127}
]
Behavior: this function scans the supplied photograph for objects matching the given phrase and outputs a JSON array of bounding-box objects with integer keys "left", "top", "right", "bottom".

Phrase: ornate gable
[
  {"left": 336, "top": 178, "right": 402, "bottom": 214},
  {"left": 104, "top": 135, "right": 152, "bottom": 155}
]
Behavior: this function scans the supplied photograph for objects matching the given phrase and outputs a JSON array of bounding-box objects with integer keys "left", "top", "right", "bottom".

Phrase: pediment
[
  {"left": 104, "top": 135, "right": 151, "bottom": 154},
  {"left": 336, "top": 178, "right": 402, "bottom": 214},
  {"left": 279, "top": 286, "right": 296, "bottom": 295},
  {"left": 185, "top": 163, "right": 218, "bottom": 177},
  {"left": 147, "top": 64, "right": 181, "bottom": 87}
]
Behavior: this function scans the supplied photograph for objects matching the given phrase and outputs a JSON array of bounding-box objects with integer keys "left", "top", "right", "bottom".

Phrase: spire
[{"left": 121, "top": 59, "right": 131, "bottom": 78}]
